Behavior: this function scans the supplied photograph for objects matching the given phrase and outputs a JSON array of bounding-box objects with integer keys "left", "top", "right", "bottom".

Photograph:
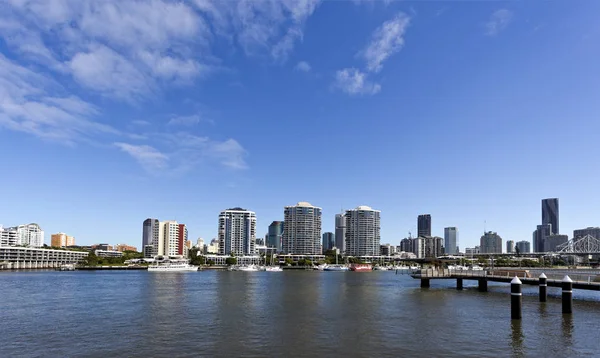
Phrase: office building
[
  {"left": 51, "top": 233, "right": 75, "bottom": 247},
  {"left": 345, "top": 206, "right": 381, "bottom": 257},
  {"left": 516, "top": 240, "right": 531, "bottom": 253},
  {"left": 400, "top": 238, "right": 413, "bottom": 253},
  {"left": 335, "top": 213, "right": 346, "bottom": 253},
  {"left": 417, "top": 214, "right": 431, "bottom": 237},
  {"left": 542, "top": 198, "right": 559, "bottom": 234},
  {"left": 506, "top": 240, "right": 515, "bottom": 254},
  {"left": 573, "top": 227, "right": 600, "bottom": 241},
  {"left": 267, "top": 221, "right": 284, "bottom": 252},
  {"left": 142, "top": 218, "right": 159, "bottom": 258},
  {"left": 322, "top": 232, "right": 335, "bottom": 253},
  {"left": 480, "top": 231, "right": 502, "bottom": 254},
  {"left": 218, "top": 208, "right": 257, "bottom": 256},
  {"left": 380, "top": 243, "right": 395, "bottom": 256},
  {"left": 444, "top": 227, "right": 458, "bottom": 255},
  {"left": 282, "top": 202, "right": 322, "bottom": 255},
  {"left": 534, "top": 224, "right": 552, "bottom": 252},
  {"left": 465, "top": 246, "right": 480, "bottom": 255},
  {"left": 544, "top": 234, "right": 568, "bottom": 252}
]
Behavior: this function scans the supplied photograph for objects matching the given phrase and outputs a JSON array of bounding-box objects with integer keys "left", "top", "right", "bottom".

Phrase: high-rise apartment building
[
  {"left": 516, "top": 240, "right": 531, "bottom": 253},
  {"left": 506, "top": 240, "right": 515, "bottom": 254},
  {"left": 542, "top": 198, "right": 559, "bottom": 234},
  {"left": 142, "top": 218, "right": 159, "bottom": 258},
  {"left": 267, "top": 221, "right": 284, "bottom": 252},
  {"left": 282, "top": 202, "right": 322, "bottom": 255},
  {"left": 322, "top": 232, "right": 335, "bottom": 253},
  {"left": 444, "top": 227, "right": 458, "bottom": 255},
  {"left": 51, "top": 233, "right": 75, "bottom": 247},
  {"left": 345, "top": 206, "right": 381, "bottom": 257},
  {"left": 411, "top": 236, "right": 443, "bottom": 258},
  {"left": 178, "top": 224, "right": 188, "bottom": 256},
  {"left": 335, "top": 213, "right": 346, "bottom": 253},
  {"left": 0, "top": 226, "right": 18, "bottom": 246},
  {"left": 157, "top": 221, "right": 180, "bottom": 256},
  {"left": 480, "top": 231, "right": 502, "bottom": 254},
  {"left": 218, "top": 208, "right": 257, "bottom": 256},
  {"left": 418, "top": 214, "right": 431, "bottom": 237},
  {"left": 6, "top": 224, "right": 44, "bottom": 247}
]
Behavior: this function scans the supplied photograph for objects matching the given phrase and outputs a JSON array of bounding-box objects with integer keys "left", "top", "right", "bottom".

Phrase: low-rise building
[
  {"left": 115, "top": 244, "right": 137, "bottom": 252},
  {"left": 95, "top": 250, "right": 123, "bottom": 258},
  {"left": 0, "top": 246, "right": 88, "bottom": 269}
]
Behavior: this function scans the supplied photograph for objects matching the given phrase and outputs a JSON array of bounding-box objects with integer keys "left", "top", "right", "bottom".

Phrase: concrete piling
[
  {"left": 562, "top": 275, "right": 573, "bottom": 314},
  {"left": 511, "top": 276, "right": 522, "bottom": 320},
  {"left": 539, "top": 273, "right": 547, "bottom": 302},
  {"left": 456, "top": 278, "right": 463, "bottom": 290},
  {"left": 421, "top": 279, "right": 430, "bottom": 288},
  {"left": 478, "top": 279, "right": 488, "bottom": 292}
]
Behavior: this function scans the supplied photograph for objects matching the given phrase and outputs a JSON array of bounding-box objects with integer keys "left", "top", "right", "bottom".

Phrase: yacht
[
  {"left": 265, "top": 266, "right": 283, "bottom": 272},
  {"left": 316, "top": 264, "right": 328, "bottom": 271},
  {"left": 57, "top": 264, "right": 75, "bottom": 271},
  {"left": 148, "top": 255, "right": 198, "bottom": 272},
  {"left": 236, "top": 264, "right": 260, "bottom": 272},
  {"left": 373, "top": 265, "right": 389, "bottom": 271},
  {"left": 324, "top": 264, "right": 349, "bottom": 272}
]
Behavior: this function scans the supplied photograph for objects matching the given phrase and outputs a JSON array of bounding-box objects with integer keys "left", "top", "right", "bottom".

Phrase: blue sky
[{"left": 1, "top": 1, "right": 600, "bottom": 250}]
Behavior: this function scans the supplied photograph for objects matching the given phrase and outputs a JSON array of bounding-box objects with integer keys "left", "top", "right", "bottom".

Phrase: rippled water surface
[{"left": 1, "top": 270, "right": 599, "bottom": 357}]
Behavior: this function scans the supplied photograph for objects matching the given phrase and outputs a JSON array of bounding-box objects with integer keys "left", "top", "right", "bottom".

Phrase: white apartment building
[
  {"left": 218, "top": 208, "right": 256, "bottom": 255},
  {"left": 0, "top": 224, "right": 44, "bottom": 247},
  {"left": 345, "top": 206, "right": 381, "bottom": 257},
  {"left": 282, "top": 202, "right": 322, "bottom": 255},
  {"left": 155, "top": 221, "right": 180, "bottom": 256}
]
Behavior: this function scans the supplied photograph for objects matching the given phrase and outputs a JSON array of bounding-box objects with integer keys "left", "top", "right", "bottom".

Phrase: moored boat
[
  {"left": 349, "top": 264, "right": 373, "bottom": 272},
  {"left": 323, "top": 264, "right": 349, "bottom": 272},
  {"left": 148, "top": 255, "right": 198, "bottom": 272}
]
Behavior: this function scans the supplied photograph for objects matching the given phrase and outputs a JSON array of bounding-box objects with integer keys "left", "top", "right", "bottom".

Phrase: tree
[
  {"left": 284, "top": 258, "right": 293, "bottom": 266},
  {"left": 225, "top": 257, "right": 237, "bottom": 266},
  {"left": 207, "top": 259, "right": 215, "bottom": 266},
  {"left": 82, "top": 252, "right": 98, "bottom": 266}
]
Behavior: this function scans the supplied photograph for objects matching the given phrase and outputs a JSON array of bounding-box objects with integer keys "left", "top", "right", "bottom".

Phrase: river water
[{"left": 1, "top": 270, "right": 599, "bottom": 357}]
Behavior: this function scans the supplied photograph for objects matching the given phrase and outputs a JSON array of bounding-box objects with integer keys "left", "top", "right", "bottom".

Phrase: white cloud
[
  {"left": 486, "top": 9, "right": 513, "bottom": 36},
  {"left": 333, "top": 68, "right": 381, "bottom": 95},
  {"left": 69, "top": 45, "right": 151, "bottom": 101},
  {"left": 168, "top": 115, "right": 202, "bottom": 126},
  {"left": 363, "top": 12, "right": 410, "bottom": 73},
  {"left": 0, "top": 54, "right": 116, "bottom": 143},
  {"left": 295, "top": 61, "right": 312, "bottom": 72},
  {"left": 207, "top": 139, "right": 248, "bottom": 169},
  {"left": 114, "top": 142, "right": 169, "bottom": 171}
]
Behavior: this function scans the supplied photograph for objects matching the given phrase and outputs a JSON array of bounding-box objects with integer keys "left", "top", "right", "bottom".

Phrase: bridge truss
[{"left": 554, "top": 234, "right": 600, "bottom": 254}]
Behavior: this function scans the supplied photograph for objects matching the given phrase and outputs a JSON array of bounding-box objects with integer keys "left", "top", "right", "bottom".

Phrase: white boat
[
  {"left": 148, "top": 255, "right": 198, "bottom": 272},
  {"left": 316, "top": 264, "right": 328, "bottom": 271},
  {"left": 323, "top": 264, "right": 349, "bottom": 272},
  {"left": 236, "top": 264, "right": 260, "bottom": 272},
  {"left": 265, "top": 266, "right": 283, "bottom": 272},
  {"left": 57, "top": 264, "right": 75, "bottom": 271},
  {"left": 448, "top": 265, "right": 467, "bottom": 271},
  {"left": 373, "top": 266, "right": 389, "bottom": 271},
  {"left": 409, "top": 265, "right": 420, "bottom": 270}
]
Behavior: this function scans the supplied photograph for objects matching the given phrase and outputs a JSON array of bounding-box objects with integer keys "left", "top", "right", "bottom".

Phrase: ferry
[
  {"left": 148, "top": 255, "right": 198, "bottom": 272},
  {"left": 349, "top": 264, "right": 373, "bottom": 272},
  {"left": 324, "top": 264, "right": 349, "bottom": 272}
]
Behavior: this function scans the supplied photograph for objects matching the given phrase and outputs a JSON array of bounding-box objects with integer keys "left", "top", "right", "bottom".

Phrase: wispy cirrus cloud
[
  {"left": 363, "top": 12, "right": 410, "bottom": 73},
  {"left": 485, "top": 9, "right": 513, "bottom": 36},
  {"left": 114, "top": 142, "right": 169, "bottom": 171},
  {"left": 334, "top": 12, "right": 410, "bottom": 96},
  {"left": 333, "top": 68, "right": 381, "bottom": 95}
]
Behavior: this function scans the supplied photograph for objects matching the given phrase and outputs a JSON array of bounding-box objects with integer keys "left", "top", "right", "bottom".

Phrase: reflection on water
[{"left": 0, "top": 270, "right": 599, "bottom": 358}]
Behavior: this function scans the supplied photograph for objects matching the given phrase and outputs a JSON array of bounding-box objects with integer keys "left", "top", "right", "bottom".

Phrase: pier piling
[
  {"left": 456, "top": 278, "right": 463, "bottom": 290},
  {"left": 562, "top": 275, "right": 573, "bottom": 314},
  {"left": 421, "top": 279, "right": 430, "bottom": 288},
  {"left": 511, "top": 276, "right": 522, "bottom": 320},
  {"left": 539, "top": 273, "right": 547, "bottom": 302},
  {"left": 478, "top": 279, "right": 488, "bottom": 292}
]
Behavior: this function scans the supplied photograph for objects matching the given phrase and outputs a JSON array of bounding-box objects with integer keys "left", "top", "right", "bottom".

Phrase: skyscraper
[
  {"left": 178, "top": 224, "right": 188, "bottom": 256},
  {"left": 345, "top": 206, "right": 381, "bottom": 257},
  {"left": 267, "top": 221, "right": 284, "bottom": 252},
  {"left": 322, "top": 232, "right": 335, "bottom": 253},
  {"left": 516, "top": 240, "right": 531, "bottom": 253},
  {"left": 218, "top": 208, "right": 257, "bottom": 256},
  {"left": 542, "top": 198, "right": 559, "bottom": 234},
  {"left": 335, "top": 213, "right": 346, "bottom": 253},
  {"left": 506, "top": 240, "right": 515, "bottom": 253},
  {"left": 480, "top": 231, "right": 502, "bottom": 254},
  {"left": 143, "top": 218, "right": 159, "bottom": 258},
  {"left": 417, "top": 214, "right": 431, "bottom": 237},
  {"left": 283, "top": 202, "right": 322, "bottom": 255},
  {"left": 156, "top": 220, "right": 180, "bottom": 256},
  {"left": 534, "top": 224, "right": 552, "bottom": 252},
  {"left": 444, "top": 227, "right": 458, "bottom": 254}
]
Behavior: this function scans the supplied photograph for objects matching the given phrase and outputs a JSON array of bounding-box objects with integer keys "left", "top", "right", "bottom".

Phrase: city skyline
[{"left": 2, "top": 2, "right": 600, "bottom": 250}]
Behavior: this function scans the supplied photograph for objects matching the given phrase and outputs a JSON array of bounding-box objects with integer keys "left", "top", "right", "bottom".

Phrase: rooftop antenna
[{"left": 484, "top": 220, "right": 487, "bottom": 234}]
